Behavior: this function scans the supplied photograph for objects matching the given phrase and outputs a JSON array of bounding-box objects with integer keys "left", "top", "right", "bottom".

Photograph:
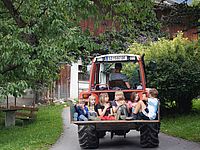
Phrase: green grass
[
  {"left": 161, "top": 99, "right": 200, "bottom": 142},
  {"left": 0, "top": 105, "right": 64, "bottom": 150},
  {"left": 193, "top": 99, "right": 200, "bottom": 110}
]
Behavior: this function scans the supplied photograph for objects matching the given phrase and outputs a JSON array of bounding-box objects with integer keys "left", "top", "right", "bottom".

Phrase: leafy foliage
[
  {"left": 157, "top": 1, "right": 200, "bottom": 32},
  {"left": 192, "top": 0, "right": 200, "bottom": 6},
  {"left": 129, "top": 33, "right": 200, "bottom": 113},
  {"left": 0, "top": 0, "right": 161, "bottom": 98},
  {"left": 0, "top": 0, "right": 98, "bottom": 98},
  {"left": 91, "top": 0, "right": 162, "bottom": 54}
]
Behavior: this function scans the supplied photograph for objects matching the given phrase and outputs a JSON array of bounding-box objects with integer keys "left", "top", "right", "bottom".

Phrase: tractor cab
[{"left": 81, "top": 54, "right": 147, "bottom": 102}]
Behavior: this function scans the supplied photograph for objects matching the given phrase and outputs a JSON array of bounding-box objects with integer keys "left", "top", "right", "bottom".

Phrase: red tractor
[{"left": 70, "top": 54, "right": 160, "bottom": 148}]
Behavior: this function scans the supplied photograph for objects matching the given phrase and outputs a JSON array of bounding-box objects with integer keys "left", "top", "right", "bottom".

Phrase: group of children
[{"left": 73, "top": 88, "right": 159, "bottom": 121}]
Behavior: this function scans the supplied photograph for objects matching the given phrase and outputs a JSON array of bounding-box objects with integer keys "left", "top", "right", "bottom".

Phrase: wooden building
[{"left": 155, "top": 0, "right": 199, "bottom": 40}]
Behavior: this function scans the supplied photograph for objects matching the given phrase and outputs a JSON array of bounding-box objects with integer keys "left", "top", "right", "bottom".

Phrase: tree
[
  {"left": 90, "top": 0, "right": 162, "bottom": 54},
  {"left": 79, "top": 0, "right": 162, "bottom": 72},
  {"left": 0, "top": 0, "right": 98, "bottom": 99},
  {"left": 129, "top": 33, "right": 200, "bottom": 113},
  {"left": 158, "top": 0, "right": 200, "bottom": 35},
  {"left": 192, "top": 0, "right": 200, "bottom": 6},
  {"left": 0, "top": 0, "right": 161, "bottom": 99}
]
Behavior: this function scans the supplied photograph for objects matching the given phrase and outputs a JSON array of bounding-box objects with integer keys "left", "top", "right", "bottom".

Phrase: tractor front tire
[
  {"left": 140, "top": 123, "right": 159, "bottom": 148},
  {"left": 78, "top": 125, "right": 99, "bottom": 149}
]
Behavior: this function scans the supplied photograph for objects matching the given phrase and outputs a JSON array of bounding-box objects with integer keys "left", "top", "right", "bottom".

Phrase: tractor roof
[{"left": 94, "top": 54, "right": 140, "bottom": 63}]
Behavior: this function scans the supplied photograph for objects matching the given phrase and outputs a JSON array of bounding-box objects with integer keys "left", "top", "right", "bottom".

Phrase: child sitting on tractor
[
  {"left": 74, "top": 100, "right": 89, "bottom": 121},
  {"left": 88, "top": 95, "right": 100, "bottom": 121},
  {"left": 112, "top": 91, "right": 128, "bottom": 120},
  {"left": 126, "top": 88, "right": 159, "bottom": 120},
  {"left": 126, "top": 92, "right": 140, "bottom": 116},
  {"left": 96, "top": 93, "right": 115, "bottom": 120}
]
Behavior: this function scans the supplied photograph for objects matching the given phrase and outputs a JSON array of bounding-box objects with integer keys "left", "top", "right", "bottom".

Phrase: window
[{"left": 78, "top": 65, "right": 90, "bottom": 81}]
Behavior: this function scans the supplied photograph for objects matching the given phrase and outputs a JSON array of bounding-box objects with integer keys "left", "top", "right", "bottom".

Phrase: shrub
[{"left": 129, "top": 33, "right": 200, "bottom": 113}]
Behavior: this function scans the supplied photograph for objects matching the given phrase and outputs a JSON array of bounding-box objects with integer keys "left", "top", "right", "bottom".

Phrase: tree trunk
[
  {"left": 2, "top": 0, "right": 26, "bottom": 28},
  {"left": 33, "top": 89, "right": 40, "bottom": 104}
]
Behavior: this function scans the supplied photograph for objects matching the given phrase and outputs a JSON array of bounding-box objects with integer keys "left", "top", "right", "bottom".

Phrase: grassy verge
[
  {"left": 161, "top": 99, "right": 200, "bottom": 142},
  {"left": 0, "top": 104, "right": 64, "bottom": 150}
]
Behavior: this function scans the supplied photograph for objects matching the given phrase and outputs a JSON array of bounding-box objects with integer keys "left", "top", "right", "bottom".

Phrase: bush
[{"left": 129, "top": 33, "right": 200, "bottom": 113}]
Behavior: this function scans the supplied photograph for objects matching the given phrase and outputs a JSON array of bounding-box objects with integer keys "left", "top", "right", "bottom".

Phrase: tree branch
[
  {"left": 1, "top": 64, "right": 21, "bottom": 75},
  {"left": 16, "top": 0, "right": 24, "bottom": 11},
  {"left": 2, "top": 0, "right": 39, "bottom": 47},
  {"left": 2, "top": 0, "right": 26, "bottom": 28}
]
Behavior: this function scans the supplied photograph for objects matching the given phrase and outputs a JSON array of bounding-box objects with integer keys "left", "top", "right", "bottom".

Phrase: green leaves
[
  {"left": 129, "top": 33, "right": 200, "bottom": 113},
  {"left": 0, "top": 0, "right": 162, "bottom": 98},
  {"left": 192, "top": 0, "right": 200, "bottom": 6},
  {"left": 0, "top": 80, "right": 28, "bottom": 98},
  {"left": 0, "top": 0, "right": 96, "bottom": 97},
  {"left": 91, "top": 1, "right": 161, "bottom": 54}
]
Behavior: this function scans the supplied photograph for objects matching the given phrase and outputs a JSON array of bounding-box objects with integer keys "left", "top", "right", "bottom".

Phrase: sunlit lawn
[
  {"left": 161, "top": 99, "right": 200, "bottom": 142},
  {"left": 0, "top": 105, "right": 63, "bottom": 150}
]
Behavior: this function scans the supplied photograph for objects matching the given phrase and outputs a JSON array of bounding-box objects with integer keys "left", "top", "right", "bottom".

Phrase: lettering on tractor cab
[{"left": 95, "top": 54, "right": 138, "bottom": 62}]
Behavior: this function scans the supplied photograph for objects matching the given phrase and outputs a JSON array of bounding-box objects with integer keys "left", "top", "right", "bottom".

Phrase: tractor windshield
[{"left": 93, "top": 61, "right": 142, "bottom": 90}]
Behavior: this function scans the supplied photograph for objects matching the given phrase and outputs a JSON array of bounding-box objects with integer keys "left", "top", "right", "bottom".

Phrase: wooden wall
[{"left": 55, "top": 64, "right": 71, "bottom": 100}]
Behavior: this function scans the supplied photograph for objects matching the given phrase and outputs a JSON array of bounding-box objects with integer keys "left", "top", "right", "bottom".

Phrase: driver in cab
[{"left": 109, "top": 63, "right": 131, "bottom": 89}]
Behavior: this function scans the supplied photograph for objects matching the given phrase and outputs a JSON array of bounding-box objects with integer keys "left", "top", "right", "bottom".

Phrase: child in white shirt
[{"left": 127, "top": 88, "right": 159, "bottom": 120}]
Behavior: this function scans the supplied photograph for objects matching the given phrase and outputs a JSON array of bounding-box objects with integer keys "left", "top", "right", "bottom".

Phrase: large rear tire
[
  {"left": 78, "top": 125, "right": 99, "bottom": 149},
  {"left": 140, "top": 123, "right": 160, "bottom": 148}
]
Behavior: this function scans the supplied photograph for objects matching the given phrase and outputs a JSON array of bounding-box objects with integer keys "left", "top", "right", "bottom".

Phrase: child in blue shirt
[
  {"left": 75, "top": 100, "right": 89, "bottom": 121},
  {"left": 127, "top": 88, "right": 159, "bottom": 120}
]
